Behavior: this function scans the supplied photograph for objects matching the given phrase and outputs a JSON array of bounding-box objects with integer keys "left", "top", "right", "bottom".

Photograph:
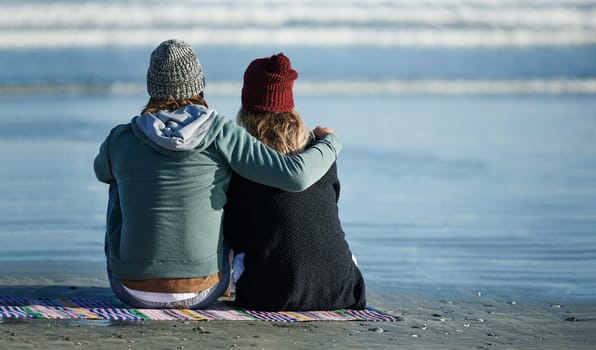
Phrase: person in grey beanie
[{"left": 94, "top": 39, "right": 341, "bottom": 309}]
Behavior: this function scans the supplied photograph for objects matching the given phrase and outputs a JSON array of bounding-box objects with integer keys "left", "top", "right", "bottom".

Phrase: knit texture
[
  {"left": 241, "top": 53, "right": 298, "bottom": 113},
  {"left": 224, "top": 163, "right": 366, "bottom": 311},
  {"left": 146, "top": 39, "right": 205, "bottom": 99}
]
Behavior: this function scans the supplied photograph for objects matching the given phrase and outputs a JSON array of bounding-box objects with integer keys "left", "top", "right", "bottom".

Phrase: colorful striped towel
[{"left": 0, "top": 296, "right": 399, "bottom": 322}]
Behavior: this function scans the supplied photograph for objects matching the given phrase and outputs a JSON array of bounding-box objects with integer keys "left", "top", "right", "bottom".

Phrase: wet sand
[{"left": 1, "top": 275, "right": 595, "bottom": 350}]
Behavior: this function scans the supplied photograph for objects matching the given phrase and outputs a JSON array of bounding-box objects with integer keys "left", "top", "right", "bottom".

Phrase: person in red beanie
[{"left": 223, "top": 53, "right": 366, "bottom": 311}]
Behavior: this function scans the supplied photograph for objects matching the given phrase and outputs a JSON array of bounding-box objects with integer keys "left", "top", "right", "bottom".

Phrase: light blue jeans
[{"left": 105, "top": 183, "right": 230, "bottom": 309}]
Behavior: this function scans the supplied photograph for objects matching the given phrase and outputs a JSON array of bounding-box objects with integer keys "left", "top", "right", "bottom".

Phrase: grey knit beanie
[{"left": 146, "top": 39, "right": 205, "bottom": 100}]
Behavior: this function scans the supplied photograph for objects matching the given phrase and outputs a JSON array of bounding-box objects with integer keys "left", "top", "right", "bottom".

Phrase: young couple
[{"left": 94, "top": 39, "right": 366, "bottom": 311}]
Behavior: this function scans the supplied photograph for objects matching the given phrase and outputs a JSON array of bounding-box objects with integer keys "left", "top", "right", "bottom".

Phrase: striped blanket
[{"left": 0, "top": 296, "right": 398, "bottom": 322}]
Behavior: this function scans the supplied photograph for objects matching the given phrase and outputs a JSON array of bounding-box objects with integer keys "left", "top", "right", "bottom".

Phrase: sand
[{"left": 1, "top": 274, "right": 595, "bottom": 350}]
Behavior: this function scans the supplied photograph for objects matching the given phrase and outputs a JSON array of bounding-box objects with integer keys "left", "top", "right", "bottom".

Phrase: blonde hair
[
  {"left": 237, "top": 108, "right": 311, "bottom": 155},
  {"left": 141, "top": 95, "right": 208, "bottom": 115}
]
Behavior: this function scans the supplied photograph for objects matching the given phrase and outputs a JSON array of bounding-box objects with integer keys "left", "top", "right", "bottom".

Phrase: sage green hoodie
[{"left": 94, "top": 105, "right": 341, "bottom": 280}]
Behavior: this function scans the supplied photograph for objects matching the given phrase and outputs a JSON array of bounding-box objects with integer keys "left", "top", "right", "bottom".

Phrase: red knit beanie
[{"left": 241, "top": 53, "right": 298, "bottom": 113}]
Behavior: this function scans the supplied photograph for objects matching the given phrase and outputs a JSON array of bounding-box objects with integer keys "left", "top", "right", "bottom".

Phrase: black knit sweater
[{"left": 223, "top": 162, "right": 366, "bottom": 311}]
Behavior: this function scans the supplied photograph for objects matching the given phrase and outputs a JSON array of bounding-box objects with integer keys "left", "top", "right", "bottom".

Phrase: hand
[{"left": 312, "top": 126, "right": 335, "bottom": 139}]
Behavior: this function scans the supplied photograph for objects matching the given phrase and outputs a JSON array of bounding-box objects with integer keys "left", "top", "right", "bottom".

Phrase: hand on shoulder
[{"left": 312, "top": 126, "right": 336, "bottom": 139}]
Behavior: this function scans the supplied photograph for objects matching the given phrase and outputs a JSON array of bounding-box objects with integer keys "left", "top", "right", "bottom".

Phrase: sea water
[{"left": 0, "top": 0, "right": 595, "bottom": 302}]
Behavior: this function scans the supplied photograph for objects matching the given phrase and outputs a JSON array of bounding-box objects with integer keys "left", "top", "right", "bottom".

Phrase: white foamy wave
[
  {"left": 1, "top": 28, "right": 596, "bottom": 48},
  {"left": 294, "top": 79, "right": 596, "bottom": 95},
  {"left": 0, "top": 0, "right": 595, "bottom": 48},
  {"left": 1, "top": 3, "right": 594, "bottom": 29},
  {"left": 2, "top": 79, "right": 596, "bottom": 96}
]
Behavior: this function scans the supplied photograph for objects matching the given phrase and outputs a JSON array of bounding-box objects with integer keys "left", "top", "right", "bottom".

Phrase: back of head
[
  {"left": 238, "top": 53, "right": 310, "bottom": 154},
  {"left": 146, "top": 39, "right": 205, "bottom": 101}
]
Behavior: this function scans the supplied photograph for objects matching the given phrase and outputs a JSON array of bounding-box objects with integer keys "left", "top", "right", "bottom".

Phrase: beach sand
[{"left": 1, "top": 272, "right": 595, "bottom": 350}]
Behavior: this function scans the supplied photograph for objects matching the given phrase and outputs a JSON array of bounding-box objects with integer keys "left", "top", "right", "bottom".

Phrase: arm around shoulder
[{"left": 216, "top": 121, "right": 342, "bottom": 192}]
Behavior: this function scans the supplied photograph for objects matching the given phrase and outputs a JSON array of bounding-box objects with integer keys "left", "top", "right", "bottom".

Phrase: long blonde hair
[
  {"left": 141, "top": 95, "right": 208, "bottom": 115},
  {"left": 237, "top": 108, "right": 311, "bottom": 155}
]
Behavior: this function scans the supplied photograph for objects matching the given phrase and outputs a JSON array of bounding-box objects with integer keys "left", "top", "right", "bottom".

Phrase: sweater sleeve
[
  {"left": 215, "top": 120, "right": 342, "bottom": 192},
  {"left": 93, "top": 129, "right": 115, "bottom": 184}
]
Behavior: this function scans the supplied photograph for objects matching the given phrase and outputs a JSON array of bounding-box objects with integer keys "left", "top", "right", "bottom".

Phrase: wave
[
  {"left": 0, "top": 0, "right": 595, "bottom": 48},
  {"left": 0, "top": 28, "right": 596, "bottom": 49},
  {"left": 2, "top": 28, "right": 596, "bottom": 48},
  {"left": 2, "top": 79, "right": 596, "bottom": 96},
  {"left": 1, "top": 3, "right": 594, "bottom": 28}
]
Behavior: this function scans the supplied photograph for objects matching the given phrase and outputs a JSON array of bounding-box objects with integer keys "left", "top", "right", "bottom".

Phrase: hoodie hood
[{"left": 134, "top": 104, "right": 217, "bottom": 151}]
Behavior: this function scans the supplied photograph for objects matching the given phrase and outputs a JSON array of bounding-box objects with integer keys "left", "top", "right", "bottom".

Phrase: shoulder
[
  {"left": 108, "top": 123, "right": 133, "bottom": 138},
  {"left": 211, "top": 115, "right": 258, "bottom": 151},
  {"left": 100, "top": 123, "right": 133, "bottom": 147},
  {"left": 318, "top": 160, "right": 338, "bottom": 180},
  {"left": 214, "top": 115, "right": 243, "bottom": 135},
  {"left": 211, "top": 113, "right": 234, "bottom": 129},
  {"left": 207, "top": 115, "right": 243, "bottom": 142}
]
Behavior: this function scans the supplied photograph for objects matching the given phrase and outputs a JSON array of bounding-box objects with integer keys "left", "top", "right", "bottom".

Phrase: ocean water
[{"left": 0, "top": 0, "right": 595, "bottom": 302}]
